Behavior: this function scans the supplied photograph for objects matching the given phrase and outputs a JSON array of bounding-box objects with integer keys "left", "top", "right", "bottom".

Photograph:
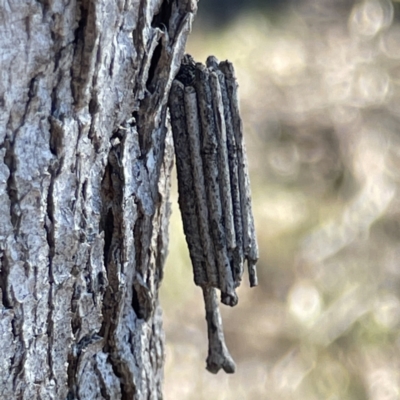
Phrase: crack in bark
[
  {"left": 2, "top": 71, "right": 37, "bottom": 235},
  {"left": 71, "top": 0, "right": 98, "bottom": 108},
  {"left": 132, "top": 205, "right": 154, "bottom": 321},
  {"left": 66, "top": 349, "right": 79, "bottom": 399},
  {"left": 151, "top": 0, "right": 173, "bottom": 30},
  {"left": 99, "top": 147, "right": 137, "bottom": 398},
  {"left": 45, "top": 159, "right": 56, "bottom": 387},
  {"left": 0, "top": 243, "right": 12, "bottom": 309},
  {"left": 146, "top": 38, "right": 163, "bottom": 94},
  {"left": 93, "top": 359, "right": 112, "bottom": 400},
  {"left": 4, "top": 141, "right": 20, "bottom": 233}
]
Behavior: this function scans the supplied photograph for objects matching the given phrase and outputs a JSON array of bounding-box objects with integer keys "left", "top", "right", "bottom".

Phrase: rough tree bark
[{"left": 0, "top": 0, "right": 197, "bottom": 398}]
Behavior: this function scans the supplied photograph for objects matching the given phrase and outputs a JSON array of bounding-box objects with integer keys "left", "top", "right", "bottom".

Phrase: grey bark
[{"left": 0, "top": 0, "right": 196, "bottom": 399}]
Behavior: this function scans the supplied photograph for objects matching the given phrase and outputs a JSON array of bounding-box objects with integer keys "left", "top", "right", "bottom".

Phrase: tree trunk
[{"left": 0, "top": 0, "right": 196, "bottom": 398}]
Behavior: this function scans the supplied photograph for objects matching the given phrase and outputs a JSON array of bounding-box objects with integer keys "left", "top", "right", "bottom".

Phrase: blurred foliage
[
  {"left": 161, "top": 0, "right": 400, "bottom": 399},
  {"left": 196, "top": 0, "right": 292, "bottom": 28},
  {"left": 196, "top": 0, "right": 358, "bottom": 29}
]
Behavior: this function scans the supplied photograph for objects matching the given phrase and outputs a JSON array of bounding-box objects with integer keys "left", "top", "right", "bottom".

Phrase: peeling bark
[{"left": 0, "top": 0, "right": 196, "bottom": 398}]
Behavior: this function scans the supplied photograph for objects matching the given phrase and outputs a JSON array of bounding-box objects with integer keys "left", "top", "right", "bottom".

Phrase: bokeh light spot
[{"left": 288, "top": 281, "right": 322, "bottom": 324}]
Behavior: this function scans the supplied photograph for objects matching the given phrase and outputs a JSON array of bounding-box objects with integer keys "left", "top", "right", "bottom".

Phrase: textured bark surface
[{"left": 0, "top": 0, "right": 196, "bottom": 398}]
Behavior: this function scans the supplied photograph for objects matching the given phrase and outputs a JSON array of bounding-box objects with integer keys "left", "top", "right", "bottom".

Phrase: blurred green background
[{"left": 160, "top": 0, "right": 400, "bottom": 398}]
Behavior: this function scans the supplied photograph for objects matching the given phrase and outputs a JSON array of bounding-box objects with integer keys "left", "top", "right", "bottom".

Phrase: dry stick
[
  {"left": 185, "top": 85, "right": 236, "bottom": 373},
  {"left": 219, "top": 61, "right": 259, "bottom": 287},
  {"left": 184, "top": 86, "right": 219, "bottom": 287},
  {"left": 169, "top": 81, "right": 207, "bottom": 286},
  {"left": 203, "top": 287, "right": 236, "bottom": 374},
  {"left": 213, "top": 63, "right": 244, "bottom": 287},
  {"left": 194, "top": 63, "right": 237, "bottom": 306},
  {"left": 206, "top": 55, "right": 219, "bottom": 70},
  {"left": 208, "top": 70, "right": 236, "bottom": 256}
]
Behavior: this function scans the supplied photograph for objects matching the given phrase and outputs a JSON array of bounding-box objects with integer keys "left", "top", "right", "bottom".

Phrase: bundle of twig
[{"left": 169, "top": 55, "right": 258, "bottom": 374}]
